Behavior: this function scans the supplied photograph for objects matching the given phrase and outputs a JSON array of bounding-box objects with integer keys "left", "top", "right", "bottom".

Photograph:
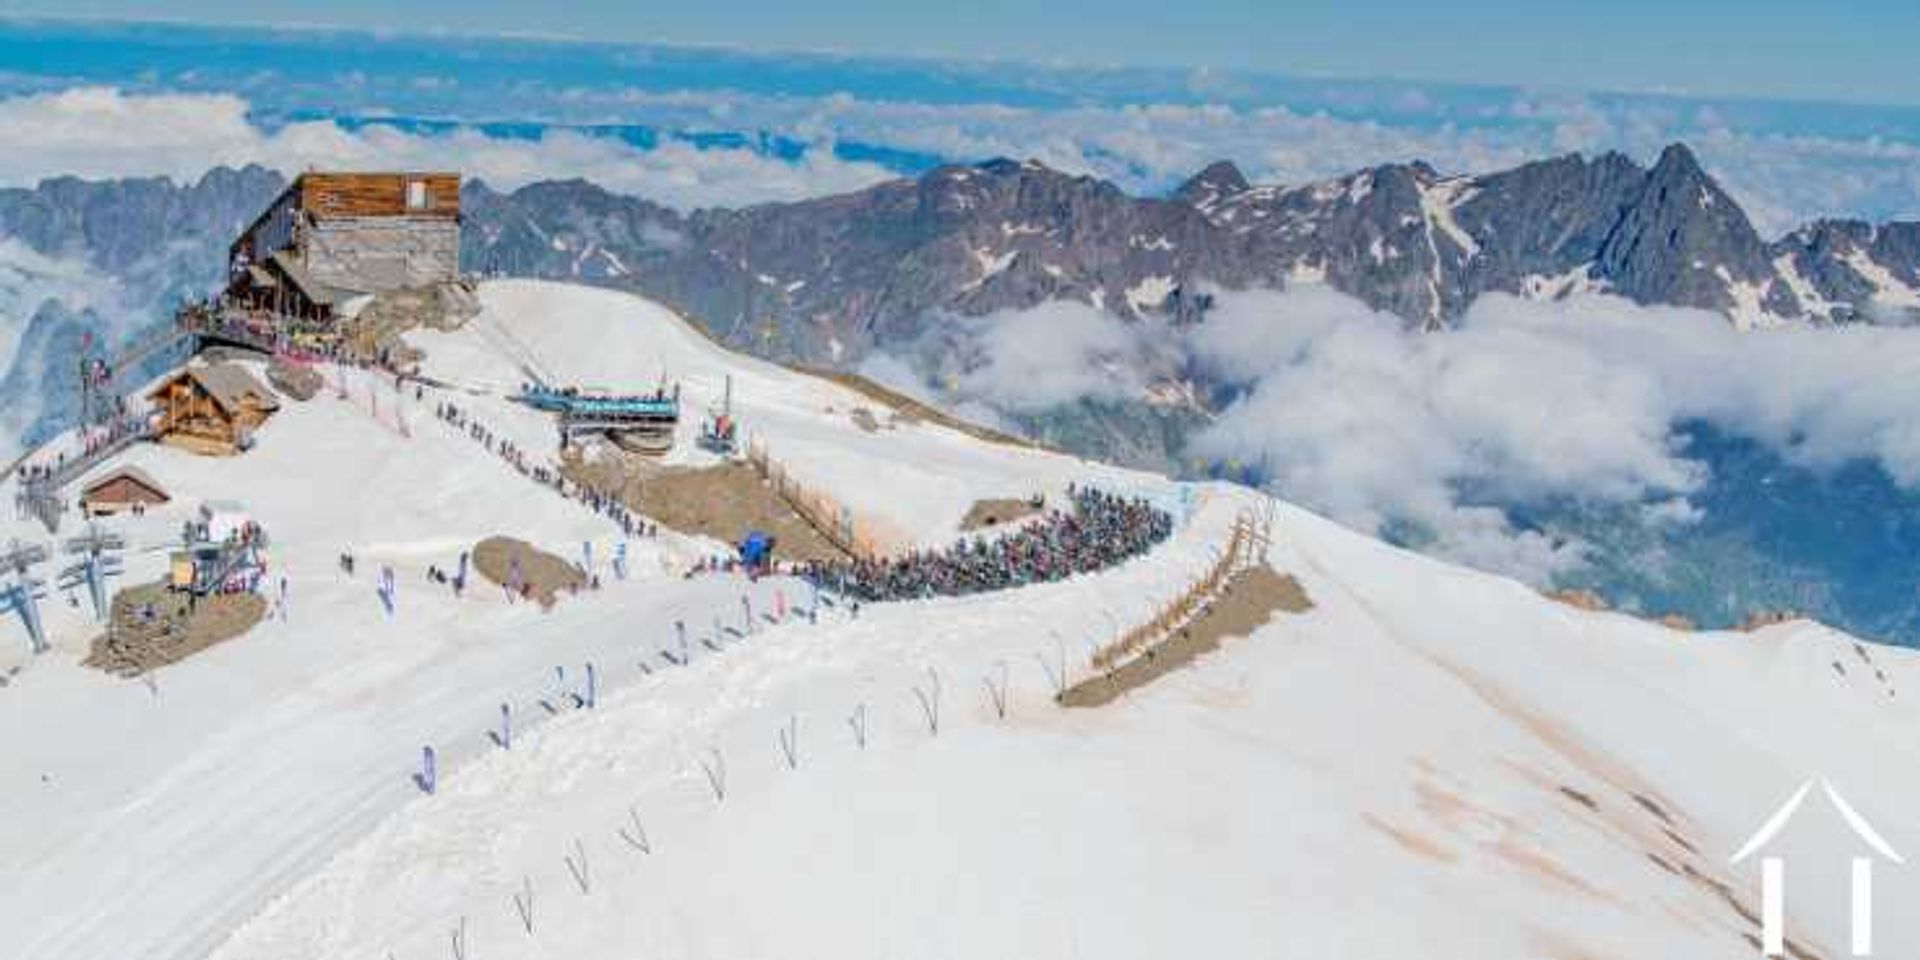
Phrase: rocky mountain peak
[
  {"left": 1596, "top": 142, "right": 1788, "bottom": 323},
  {"left": 1173, "top": 160, "right": 1250, "bottom": 210}
]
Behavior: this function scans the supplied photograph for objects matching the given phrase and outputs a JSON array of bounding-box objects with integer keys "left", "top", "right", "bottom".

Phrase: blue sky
[
  {"left": 0, "top": 14, "right": 1914, "bottom": 232},
  {"left": 13, "top": 0, "right": 1920, "bottom": 107}
]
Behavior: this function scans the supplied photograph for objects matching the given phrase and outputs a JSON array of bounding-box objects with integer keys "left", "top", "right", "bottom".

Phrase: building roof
[
  {"left": 80, "top": 465, "right": 169, "bottom": 502},
  {"left": 150, "top": 362, "right": 282, "bottom": 417},
  {"left": 268, "top": 250, "right": 351, "bottom": 305}
]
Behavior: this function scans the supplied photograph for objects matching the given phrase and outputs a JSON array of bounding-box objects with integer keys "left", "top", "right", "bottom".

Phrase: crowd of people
[
  {"left": 433, "top": 400, "right": 656, "bottom": 539},
  {"left": 799, "top": 485, "right": 1173, "bottom": 603}
]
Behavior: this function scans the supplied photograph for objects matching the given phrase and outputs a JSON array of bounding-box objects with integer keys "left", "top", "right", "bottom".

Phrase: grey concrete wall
[{"left": 302, "top": 217, "right": 459, "bottom": 293}]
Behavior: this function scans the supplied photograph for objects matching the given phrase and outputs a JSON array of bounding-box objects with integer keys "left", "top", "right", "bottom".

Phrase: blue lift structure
[
  {"left": 1, "top": 538, "right": 51, "bottom": 655},
  {"left": 57, "top": 524, "right": 126, "bottom": 623}
]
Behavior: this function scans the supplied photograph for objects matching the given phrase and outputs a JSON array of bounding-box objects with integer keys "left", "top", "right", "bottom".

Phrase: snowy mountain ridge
[{"left": 1, "top": 281, "right": 1916, "bottom": 960}]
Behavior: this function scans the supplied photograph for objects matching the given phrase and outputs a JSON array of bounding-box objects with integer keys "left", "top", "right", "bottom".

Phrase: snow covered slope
[{"left": 3, "top": 280, "right": 1917, "bottom": 960}]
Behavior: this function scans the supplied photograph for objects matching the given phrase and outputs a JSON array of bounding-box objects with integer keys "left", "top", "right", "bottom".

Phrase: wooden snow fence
[
  {"left": 745, "top": 439, "right": 887, "bottom": 561},
  {"left": 1086, "top": 505, "right": 1276, "bottom": 675}
]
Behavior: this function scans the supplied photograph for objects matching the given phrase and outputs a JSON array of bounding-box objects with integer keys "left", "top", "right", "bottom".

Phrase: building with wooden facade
[
  {"left": 79, "top": 466, "right": 171, "bottom": 517},
  {"left": 226, "top": 172, "right": 461, "bottom": 323},
  {"left": 147, "top": 363, "right": 281, "bottom": 456}
]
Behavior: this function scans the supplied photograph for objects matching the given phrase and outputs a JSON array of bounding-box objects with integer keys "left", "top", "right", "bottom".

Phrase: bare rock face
[
  {"left": 266, "top": 357, "right": 322, "bottom": 401},
  {"left": 455, "top": 142, "right": 1920, "bottom": 361}
]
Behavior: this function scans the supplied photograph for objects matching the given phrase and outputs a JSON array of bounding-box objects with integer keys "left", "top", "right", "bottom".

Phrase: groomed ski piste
[{"left": 2, "top": 280, "right": 1918, "bottom": 960}]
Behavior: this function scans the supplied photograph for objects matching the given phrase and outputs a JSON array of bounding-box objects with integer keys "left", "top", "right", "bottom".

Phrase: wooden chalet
[
  {"left": 79, "top": 466, "right": 170, "bottom": 517},
  {"left": 147, "top": 363, "right": 281, "bottom": 456},
  {"left": 226, "top": 171, "right": 461, "bottom": 324}
]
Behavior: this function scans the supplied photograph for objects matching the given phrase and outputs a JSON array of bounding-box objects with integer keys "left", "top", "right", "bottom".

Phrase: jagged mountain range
[
  {"left": 459, "top": 142, "right": 1920, "bottom": 363},
  {"left": 2, "top": 143, "right": 1919, "bottom": 453}
]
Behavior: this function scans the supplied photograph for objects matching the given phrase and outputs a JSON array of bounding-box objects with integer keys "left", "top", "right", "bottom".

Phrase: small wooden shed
[
  {"left": 148, "top": 363, "right": 281, "bottom": 456},
  {"left": 79, "top": 466, "right": 170, "bottom": 517}
]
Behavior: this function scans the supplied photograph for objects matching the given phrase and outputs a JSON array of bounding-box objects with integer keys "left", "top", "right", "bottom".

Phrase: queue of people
[
  {"left": 433, "top": 400, "right": 657, "bottom": 539},
  {"left": 800, "top": 485, "right": 1172, "bottom": 603}
]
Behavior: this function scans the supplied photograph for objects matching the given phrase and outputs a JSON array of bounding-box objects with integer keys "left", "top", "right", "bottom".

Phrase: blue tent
[{"left": 739, "top": 531, "right": 775, "bottom": 569}]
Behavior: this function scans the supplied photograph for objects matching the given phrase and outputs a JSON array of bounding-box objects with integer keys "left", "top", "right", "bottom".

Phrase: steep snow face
[
  {"left": 1420, "top": 177, "right": 1481, "bottom": 259},
  {"left": 1844, "top": 248, "right": 1920, "bottom": 309},
  {"left": 203, "top": 489, "right": 1920, "bottom": 960}
]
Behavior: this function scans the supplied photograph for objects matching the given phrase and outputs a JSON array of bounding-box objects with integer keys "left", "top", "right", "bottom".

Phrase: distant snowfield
[{"left": 1, "top": 281, "right": 1917, "bottom": 960}]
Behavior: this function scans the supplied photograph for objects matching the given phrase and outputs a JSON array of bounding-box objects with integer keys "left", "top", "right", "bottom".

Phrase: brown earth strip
[
  {"left": 472, "top": 536, "right": 587, "bottom": 608},
  {"left": 799, "top": 366, "right": 1044, "bottom": 451},
  {"left": 1059, "top": 564, "right": 1312, "bottom": 708},
  {"left": 562, "top": 455, "right": 849, "bottom": 563},
  {"left": 85, "top": 579, "right": 267, "bottom": 676},
  {"left": 959, "top": 496, "right": 1043, "bottom": 532}
]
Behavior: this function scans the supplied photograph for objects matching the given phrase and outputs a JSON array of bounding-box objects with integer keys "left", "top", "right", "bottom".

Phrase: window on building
[{"left": 406, "top": 179, "right": 428, "bottom": 211}]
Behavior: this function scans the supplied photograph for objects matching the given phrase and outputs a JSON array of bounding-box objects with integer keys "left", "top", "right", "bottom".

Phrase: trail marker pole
[
  {"left": 912, "top": 668, "right": 942, "bottom": 736},
  {"left": 699, "top": 747, "right": 727, "bottom": 802},
  {"left": 778, "top": 713, "right": 799, "bottom": 770},
  {"left": 417, "top": 745, "right": 437, "bottom": 795},
  {"left": 848, "top": 703, "right": 867, "bottom": 749},
  {"left": 564, "top": 838, "right": 591, "bottom": 895},
  {"left": 513, "top": 874, "right": 534, "bottom": 935},
  {"left": 618, "top": 805, "right": 651, "bottom": 853}
]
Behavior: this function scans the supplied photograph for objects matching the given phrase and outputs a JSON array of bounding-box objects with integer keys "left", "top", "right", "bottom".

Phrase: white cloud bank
[
  {"left": 878, "top": 286, "right": 1920, "bottom": 583},
  {"left": 0, "top": 88, "right": 894, "bottom": 209},
  {"left": 1190, "top": 288, "right": 1920, "bottom": 579},
  {"left": 586, "top": 87, "right": 1920, "bottom": 235}
]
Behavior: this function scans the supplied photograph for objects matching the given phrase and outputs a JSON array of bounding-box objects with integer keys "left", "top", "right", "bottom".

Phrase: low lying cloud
[
  {"left": 1193, "top": 288, "right": 1920, "bottom": 579},
  {"left": 0, "top": 88, "right": 894, "bottom": 209},
  {"left": 875, "top": 286, "right": 1920, "bottom": 584},
  {"left": 581, "top": 87, "right": 1920, "bottom": 235}
]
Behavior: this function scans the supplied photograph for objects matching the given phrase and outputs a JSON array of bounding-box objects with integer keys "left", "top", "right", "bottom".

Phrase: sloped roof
[
  {"left": 150, "top": 362, "right": 281, "bottom": 417},
  {"left": 267, "top": 251, "right": 352, "bottom": 306},
  {"left": 81, "top": 465, "right": 169, "bottom": 502}
]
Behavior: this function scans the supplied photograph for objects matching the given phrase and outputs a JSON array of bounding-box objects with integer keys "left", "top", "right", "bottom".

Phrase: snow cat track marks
[{"left": 1057, "top": 564, "right": 1310, "bottom": 708}]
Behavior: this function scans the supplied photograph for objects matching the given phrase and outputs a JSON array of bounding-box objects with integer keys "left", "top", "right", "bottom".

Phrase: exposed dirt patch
[
  {"left": 1059, "top": 564, "right": 1312, "bottom": 708},
  {"left": 472, "top": 536, "right": 586, "bottom": 609},
  {"left": 563, "top": 455, "right": 849, "bottom": 564},
  {"left": 959, "top": 496, "right": 1044, "bottom": 532},
  {"left": 84, "top": 579, "right": 267, "bottom": 676}
]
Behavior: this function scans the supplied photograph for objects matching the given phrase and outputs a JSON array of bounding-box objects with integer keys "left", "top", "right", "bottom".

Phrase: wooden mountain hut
[
  {"left": 79, "top": 466, "right": 170, "bottom": 517},
  {"left": 147, "top": 363, "right": 281, "bottom": 455}
]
